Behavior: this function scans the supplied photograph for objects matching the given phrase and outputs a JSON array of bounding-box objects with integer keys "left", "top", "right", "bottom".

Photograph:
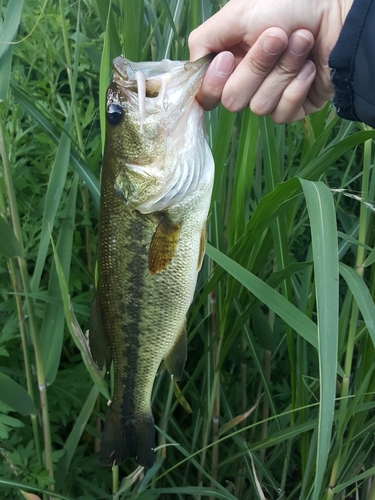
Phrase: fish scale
[{"left": 89, "top": 54, "right": 214, "bottom": 468}]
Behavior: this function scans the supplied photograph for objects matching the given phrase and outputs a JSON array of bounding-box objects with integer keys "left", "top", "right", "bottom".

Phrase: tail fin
[{"left": 99, "top": 410, "right": 155, "bottom": 468}]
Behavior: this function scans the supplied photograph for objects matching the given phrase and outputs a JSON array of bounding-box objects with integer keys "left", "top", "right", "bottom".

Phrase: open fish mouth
[{"left": 111, "top": 54, "right": 214, "bottom": 133}]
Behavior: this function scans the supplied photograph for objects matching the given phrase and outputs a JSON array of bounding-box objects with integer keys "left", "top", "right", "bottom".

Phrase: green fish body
[{"left": 89, "top": 55, "right": 214, "bottom": 468}]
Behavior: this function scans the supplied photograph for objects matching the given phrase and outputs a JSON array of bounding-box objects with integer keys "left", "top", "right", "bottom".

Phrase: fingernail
[
  {"left": 297, "top": 60, "right": 315, "bottom": 80},
  {"left": 262, "top": 35, "right": 286, "bottom": 56},
  {"left": 289, "top": 32, "right": 312, "bottom": 56},
  {"left": 212, "top": 52, "right": 235, "bottom": 77}
]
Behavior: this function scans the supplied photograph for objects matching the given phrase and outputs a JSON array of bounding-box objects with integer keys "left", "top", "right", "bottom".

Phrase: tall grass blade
[
  {"left": 0, "top": 0, "right": 24, "bottom": 100},
  {"left": 40, "top": 174, "right": 78, "bottom": 384},
  {"left": 122, "top": 0, "right": 144, "bottom": 61},
  {"left": 10, "top": 83, "right": 100, "bottom": 207},
  {"left": 300, "top": 179, "right": 339, "bottom": 500},
  {"left": 0, "top": 479, "right": 71, "bottom": 500},
  {"left": 339, "top": 263, "right": 375, "bottom": 345},
  {"left": 50, "top": 236, "right": 109, "bottom": 400},
  {"left": 99, "top": 3, "right": 111, "bottom": 153},
  {"left": 206, "top": 243, "right": 318, "bottom": 348},
  {"left": 31, "top": 113, "right": 72, "bottom": 292},
  {"left": 298, "top": 130, "right": 375, "bottom": 179},
  {"left": 157, "top": 0, "right": 183, "bottom": 59},
  {"left": 54, "top": 385, "right": 100, "bottom": 492}
]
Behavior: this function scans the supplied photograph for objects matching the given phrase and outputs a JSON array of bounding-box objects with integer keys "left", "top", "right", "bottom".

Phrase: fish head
[{"left": 104, "top": 54, "right": 213, "bottom": 212}]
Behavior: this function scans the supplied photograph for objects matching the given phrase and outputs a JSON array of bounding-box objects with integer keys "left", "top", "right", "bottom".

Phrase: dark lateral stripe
[{"left": 98, "top": 181, "right": 151, "bottom": 420}]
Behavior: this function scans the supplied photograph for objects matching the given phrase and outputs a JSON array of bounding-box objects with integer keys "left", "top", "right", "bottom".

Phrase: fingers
[
  {"left": 271, "top": 60, "right": 317, "bottom": 123},
  {"left": 195, "top": 52, "right": 235, "bottom": 110},
  {"left": 191, "top": 25, "right": 320, "bottom": 123},
  {"left": 194, "top": 27, "right": 289, "bottom": 111},
  {"left": 221, "top": 27, "right": 289, "bottom": 112},
  {"left": 222, "top": 29, "right": 314, "bottom": 115},
  {"left": 248, "top": 29, "right": 316, "bottom": 121}
]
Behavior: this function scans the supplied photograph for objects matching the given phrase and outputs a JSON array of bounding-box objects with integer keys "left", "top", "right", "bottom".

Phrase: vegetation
[{"left": 1, "top": 0, "right": 375, "bottom": 498}]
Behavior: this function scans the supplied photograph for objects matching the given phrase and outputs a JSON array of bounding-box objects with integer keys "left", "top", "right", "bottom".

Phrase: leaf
[
  {"left": 40, "top": 174, "right": 78, "bottom": 385},
  {"left": 298, "top": 130, "right": 375, "bottom": 180},
  {"left": 10, "top": 83, "right": 100, "bottom": 209},
  {"left": 50, "top": 236, "right": 109, "bottom": 400},
  {"left": 0, "top": 0, "right": 24, "bottom": 58},
  {"left": 339, "top": 263, "right": 375, "bottom": 346},
  {"left": 332, "top": 465, "right": 375, "bottom": 494},
  {"left": 122, "top": 0, "right": 144, "bottom": 61},
  {"left": 0, "top": 479, "right": 70, "bottom": 500},
  {"left": 30, "top": 113, "right": 72, "bottom": 292},
  {"left": 173, "top": 382, "right": 192, "bottom": 414},
  {"left": 300, "top": 179, "right": 339, "bottom": 500},
  {"left": 0, "top": 0, "right": 24, "bottom": 100},
  {"left": 55, "top": 385, "right": 100, "bottom": 491},
  {"left": 206, "top": 243, "right": 318, "bottom": 349},
  {"left": 99, "top": 5, "right": 111, "bottom": 154},
  {"left": 0, "top": 216, "right": 23, "bottom": 258},
  {"left": 219, "top": 399, "right": 260, "bottom": 437},
  {"left": 0, "top": 372, "right": 36, "bottom": 416}
]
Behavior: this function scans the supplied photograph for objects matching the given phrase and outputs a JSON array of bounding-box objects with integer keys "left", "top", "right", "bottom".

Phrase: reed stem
[{"left": 0, "top": 111, "right": 54, "bottom": 486}]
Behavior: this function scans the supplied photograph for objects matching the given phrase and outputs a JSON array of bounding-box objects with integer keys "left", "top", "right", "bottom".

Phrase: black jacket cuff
[{"left": 329, "top": 0, "right": 375, "bottom": 127}]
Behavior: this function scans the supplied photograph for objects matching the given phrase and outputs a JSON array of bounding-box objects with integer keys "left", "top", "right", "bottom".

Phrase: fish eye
[{"left": 106, "top": 103, "right": 123, "bottom": 126}]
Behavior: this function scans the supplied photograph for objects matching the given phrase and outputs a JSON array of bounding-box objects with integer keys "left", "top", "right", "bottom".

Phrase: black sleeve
[{"left": 329, "top": 0, "right": 375, "bottom": 127}]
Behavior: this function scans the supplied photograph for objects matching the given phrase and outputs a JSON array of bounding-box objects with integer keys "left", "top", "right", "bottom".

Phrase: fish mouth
[
  {"left": 111, "top": 54, "right": 213, "bottom": 132},
  {"left": 112, "top": 53, "right": 214, "bottom": 90}
]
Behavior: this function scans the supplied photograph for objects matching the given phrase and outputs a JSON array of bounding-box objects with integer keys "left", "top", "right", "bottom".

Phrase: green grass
[{"left": 1, "top": 0, "right": 375, "bottom": 499}]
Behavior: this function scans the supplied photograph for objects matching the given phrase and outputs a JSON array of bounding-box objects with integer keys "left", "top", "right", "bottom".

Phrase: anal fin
[
  {"left": 164, "top": 323, "right": 187, "bottom": 381},
  {"left": 88, "top": 296, "right": 112, "bottom": 370},
  {"left": 148, "top": 213, "right": 180, "bottom": 274}
]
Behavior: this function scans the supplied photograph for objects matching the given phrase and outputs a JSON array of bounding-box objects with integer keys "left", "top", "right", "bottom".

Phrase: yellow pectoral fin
[{"left": 148, "top": 213, "right": 181, "bottom": 274}]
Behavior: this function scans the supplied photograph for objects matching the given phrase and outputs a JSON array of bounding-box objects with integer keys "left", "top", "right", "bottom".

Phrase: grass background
[{"left": 1, "top": 0, "right": 375, "bottom": 499}]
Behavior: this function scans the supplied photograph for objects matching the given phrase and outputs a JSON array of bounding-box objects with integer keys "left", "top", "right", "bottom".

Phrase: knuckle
[
  {"left": 187, "top": 29, "right": 198, "bottom": 49},
  {"left": 246, "top": 56, "right": 274, "bottom": 78},
  {"left": 274, "top": 60, "right": 301, "bottom": 79},
  {"left": 250, "top": 97, "right": 272, "bottom": 116},
  {"left": 222, "top": 91, "right": 244, "bottom": 113},
  {"left": 272, "top": 112, "right": 290, "bottom": 124}
]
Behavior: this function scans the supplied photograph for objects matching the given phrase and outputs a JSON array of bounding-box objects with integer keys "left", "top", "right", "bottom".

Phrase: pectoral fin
[
  {"left": 164, "top": 323, "right": 187, "bottom": 381},
  {"left": 89, "top": 296, "right": 112, "bottom": 370},
  {"left": 148, "top": 213, "right": 180, "bottom": 274}
]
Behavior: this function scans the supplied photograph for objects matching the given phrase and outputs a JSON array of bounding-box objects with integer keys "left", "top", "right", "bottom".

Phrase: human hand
[{"left": 189, "top": 0, "right": 354, "bottom": 123}]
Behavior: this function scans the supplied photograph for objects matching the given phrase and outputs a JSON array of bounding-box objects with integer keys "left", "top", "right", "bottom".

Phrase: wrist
[{"left": 340, "top": 0, "right": 355, "bottom": 23}]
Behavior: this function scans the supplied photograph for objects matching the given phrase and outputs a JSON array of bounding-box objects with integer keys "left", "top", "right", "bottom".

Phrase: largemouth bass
[{"left": 89, "top": 54, "right": 214, "bottom": 468}]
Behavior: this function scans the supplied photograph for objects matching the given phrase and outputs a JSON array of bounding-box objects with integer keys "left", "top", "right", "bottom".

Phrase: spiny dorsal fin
[
  {"left": 164, "top": 323, "right": 187, "bottom": 381},
  {"left": 148, "top": 213, "right": 180, "bottom": 274}
]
